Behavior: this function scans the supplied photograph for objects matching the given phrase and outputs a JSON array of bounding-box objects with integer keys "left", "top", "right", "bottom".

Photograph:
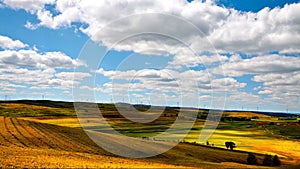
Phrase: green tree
[
  {"left": 225, "top": 141, "right": 236, "bottom": 150},
  {"left": 272, "top": 155, "right": 281, "bottom": 166}
]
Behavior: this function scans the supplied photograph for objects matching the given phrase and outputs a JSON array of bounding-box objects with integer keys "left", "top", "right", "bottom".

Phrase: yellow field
[
  {"left": 0, "top": 145, "right": 184, "bottom": 168},
  {"left": 21, "top": 116, "right": 300, "bottom": 167},
  {"left": 1, "top": 100, "right": 299, "bottom": 168},
  {"left": 223, "top": 112, "right": 270, "bottom": 118},
  {"left": 23, "top": 116, "right": 82, "bottom": 128},
  {"left": 0, "top": 116, "right": 187, "bottom": 168},
  {"left": 0, "top": 116, "right": 287, "bottom": 168},
  {"left": 183, "top": 125, "right": 300, "bottom": 166}
]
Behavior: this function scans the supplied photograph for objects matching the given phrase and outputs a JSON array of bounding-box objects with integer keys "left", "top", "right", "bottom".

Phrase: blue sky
[
  {"left": 216, "top": 0, "right": 299, "bottom": 12},
  {"left": 0, "top": 0, "right": 299, "bottom": 113}
]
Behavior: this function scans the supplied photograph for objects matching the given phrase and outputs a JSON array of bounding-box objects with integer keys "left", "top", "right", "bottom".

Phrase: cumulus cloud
[
  {"left": 253, "top": 71, "right": 300, "bottom": 101},
  {"left": 55, "top": 72, "right": 91, "bottom": 81},
  {"left": 96, "top": 68, "right": 177, "bottom": 82},
  {"left": 3, "top": 0, "right": 300, "bottom": 54},
  {"left": 92, "top": 67, "right": 246, "bottom": 108},
  {"left": 96, "top": 67, "right": 245, "bottom": 95},
  {"left": 0, "top": 66, "right": 55, "bottom": 86},
  {"left": 0, "top": 49, "right": 85, "bottom": 68},
  {"left": 206, "top": 53, "right": 300, "bottom": 109},
  {"left": 0, "top": 65, "right": 91, "bottom": 91},
  {"left": 2, "top": 0, "right": 300, "bottom": 111},
  {"left": 167, "top": 50, "right": 229, "bottom": 69},
  {"left": 210, "top": 54, "right": 300, "bottom": 104},
  {"left": 0, "top": 35, "right": 88, "bottom": 93},
  {"left": 0, "top": 81, "right": 26, "bottom": 93},
  {"left": 2, "top": 0, "right": 55, "bottom": 12},
  {"left": 0, "top": 35, "right": 28, "bottom": 49},
  {"left": 253, "top": 72, "right": 300, "bottom": 86},
  {"left": 212, "top": 54, "right": 300, "bottom": 76},
  {"left": 209, "top": 4, "right": 300, "bottom": 53}
]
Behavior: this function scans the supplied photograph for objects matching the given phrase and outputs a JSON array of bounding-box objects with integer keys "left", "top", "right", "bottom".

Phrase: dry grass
[
  {"left": 0, "top": 145, "right": 184, "bottom": 168},
  {"left": 1, "top": 102, "right": 299, "bottom": 168},
  {"left": 0, "top": 116, "right": 274, "bottom": 168},
  {"left": 0, "top": 116, "right": 188, "bottom": 168},
  {"left": 184, "top": 127, "right": 300, "bottom": 167},
  {"left": 223, "top": 112, "right": 271, "bottom": 118},
  {"left": 23, "top": 115, "right": 300, "bottom": 167}
]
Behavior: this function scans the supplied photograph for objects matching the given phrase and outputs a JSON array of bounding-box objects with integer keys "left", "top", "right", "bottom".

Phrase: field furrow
[
  {"left": 0, "top": 116, "right": 10, "bottom": 146},
  {"left": 3, "top": 117, "right": 26, "bottom": 147},
  {"left": 37, "top": 122, "right": 92, "bottom": 151},
  {"left": 50, "top": 127, "right": 102, "bottom": 154},
  {"left": 32, "top": 122, "right": 84, "bottom": 152},
  {"left": 17, "top": 119, "right": 57, "bottom": 149},
  {"left": 29, "top": 122, "right": 70, "bottom": 151},
  {"left": 10, "top": 118, "right": 40, "bottom": 148},
  {"left": 1, "top": 101, "right": 299, "bottom": 168}
]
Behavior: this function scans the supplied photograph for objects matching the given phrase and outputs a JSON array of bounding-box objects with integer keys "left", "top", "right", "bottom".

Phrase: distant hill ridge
[{"left": 0, "top": 100, "right": 299, "bottom": 117}]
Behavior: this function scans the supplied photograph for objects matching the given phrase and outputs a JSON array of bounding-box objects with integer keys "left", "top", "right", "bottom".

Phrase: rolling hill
[{"left": 0, "top": 100, "right": 299, "bottom": 168}]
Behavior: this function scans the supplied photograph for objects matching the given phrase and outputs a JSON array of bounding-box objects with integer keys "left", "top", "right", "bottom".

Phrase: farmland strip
[
  {"left": 10, "top": 118, "right": 38, "bottom": 147},
  {"left": 0, "top": 116, "right": 9, "bottom": 146},
  {"left": 32, "top": 122, "right": 77, "bottom": 151},
  {"left": 34, "top": 122, "right": 99, "bottom": 154},
  {"left": 16, "top": 118, "right": 55, "bottom": 149},
  {"left": 29, "top": 121, "right": 65, "bottom": 150},
  {"left": 3, "top": 117, "right": 26, "bottom": 147}
]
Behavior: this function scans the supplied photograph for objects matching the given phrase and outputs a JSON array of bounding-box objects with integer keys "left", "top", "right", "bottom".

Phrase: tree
[
  {"left": 262, "top": 154, "right": 272, "bottom": 166},
  {"left": 272, "top": 155, "right": 281, "bottom": 166},
  {"left": 225, "top": 141, "right": 236, "bottom": 150},
  {"left": 247, "top": 153, "right": 257, "bottom": 165}
]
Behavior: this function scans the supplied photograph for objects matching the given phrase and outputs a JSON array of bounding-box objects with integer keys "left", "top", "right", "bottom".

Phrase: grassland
[{"left": 0, "top": 100, "right": 300, "bottom": 168}]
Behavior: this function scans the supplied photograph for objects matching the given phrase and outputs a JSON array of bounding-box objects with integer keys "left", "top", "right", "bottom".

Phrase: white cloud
[
  {"left": 0, "top": 65, "right": 91, "bottom": 91},
  {"left": 2, "top": 0, "right": 55, "bottom": 12},
  {"left": 0, "top": 35, "right": 88, "bottom": 94},
  {"left": 253, "top": 72, "right": 300, "bottom": 86},
  {"left": 0, "top": 49, "right": 85, "bottom": 69},
  {"left": 0, "top": 35, "right": 28, "bottom": 49},
  {"left": 253, "top": 71, "right": 300, "bottom": 102},
  {"left": 212, "top": 54, "right": 300, "bottom": 77},
  {"left": 208, "top": 3, "right": 300, "bottom": 53},
  {"left": 0, "top": 66, "right": 55, "bottom": 86},
  {"left": 3, "top": 0, "right": 300, "bottom": 54},
  {"left": 55, "top": 72, "right": 91, "bottom": 81},
  {"left": 0, "top": 81, "right": 26, "bottom": 88},
  {"left": 224, "top": 91, "right": 263, "bottom": 110},
  {"left": 92, "top": 67, "right": 247, "bottom": 108},
  {"left": 1, "top": 0, "right": 300, "bottom": 111},
  {"left": 211, "top": 54, "right": 300, "bottom": 107},
  {"left": 207, "top": 53, "right": 300, "bottom": 109},
  {"left": 167, "top": 49, "right": 228, "bottom": 69},
  {"left": 258, "top": 90, "right": 272, "bottom": 95},
  {"left": 79, "top": 85, "right": 104, "bottom": 92},
  {"left": 96, "top": 68, "right": 245, "bottom": 96},
  {"left": 24, "top": 21, "right": 38, "bottom": 30}
]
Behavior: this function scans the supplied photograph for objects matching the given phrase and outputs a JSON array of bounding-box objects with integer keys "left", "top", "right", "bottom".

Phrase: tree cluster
[{"left": 247, "top": 153, "right": 280, "bottom": 166}]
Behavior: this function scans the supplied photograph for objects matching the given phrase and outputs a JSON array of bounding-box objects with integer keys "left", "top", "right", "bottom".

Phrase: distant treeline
[{"left": 0, "top": 100, "right": 299, "bottom": 120}]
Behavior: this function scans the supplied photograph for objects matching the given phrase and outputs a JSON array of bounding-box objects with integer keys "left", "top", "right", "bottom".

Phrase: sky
[{"left": 0, "top": 0, "right": 300, "bottom": 113}]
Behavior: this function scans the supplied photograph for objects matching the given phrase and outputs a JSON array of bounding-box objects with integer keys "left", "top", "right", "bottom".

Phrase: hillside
[
  {"left": 0, "top": 100, "right": 299, "bottom": 168},
  {"left": 0, "top": 116, "right": 277, "bottom": 168},
  {"left": 1, "top": 100, "right": 298, "bottom": 118}
]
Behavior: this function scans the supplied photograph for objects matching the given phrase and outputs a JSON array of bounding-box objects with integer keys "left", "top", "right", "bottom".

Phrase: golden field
[{"left": 0, "top": 101, "right": 300, "bottom": 168}]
